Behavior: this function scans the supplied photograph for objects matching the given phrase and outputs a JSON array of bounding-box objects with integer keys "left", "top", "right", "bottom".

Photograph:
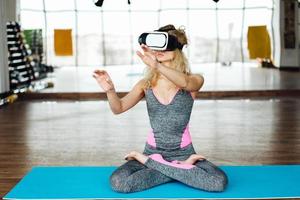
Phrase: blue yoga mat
[{"left": 4, "top": 165, "right": 300, "bottom": 199}]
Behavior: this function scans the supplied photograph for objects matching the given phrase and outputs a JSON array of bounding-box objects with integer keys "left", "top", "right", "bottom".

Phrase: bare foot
[
  {"left": 178, "top": 154, "right": 206, "bottom": 165},
  {"left": 124, "top": 151, "right": 149, "bottom": 164}
]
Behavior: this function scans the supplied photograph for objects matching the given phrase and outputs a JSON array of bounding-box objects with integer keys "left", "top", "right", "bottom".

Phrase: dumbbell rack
[{"left": 6, "top": 21, "right": 35, "bottom": 93}]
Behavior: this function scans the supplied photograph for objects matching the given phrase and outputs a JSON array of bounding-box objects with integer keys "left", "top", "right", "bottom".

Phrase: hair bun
[
  {"left": 178, "top": 25, "right": 186, "bottom": 32},
  {"left": 158, "top": 24, "right": 176, "bottom": 32},
  {"left": 157, "top": 24, "right": 188, "bottom": 46}
]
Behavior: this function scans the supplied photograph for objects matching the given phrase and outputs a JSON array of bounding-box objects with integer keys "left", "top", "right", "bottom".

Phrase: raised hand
[
  {"left": 136, "top": 44, "right": 159, "bottom": 69},
  {"left": 92, "top": 69, "right": 115, "bottom": 92}
]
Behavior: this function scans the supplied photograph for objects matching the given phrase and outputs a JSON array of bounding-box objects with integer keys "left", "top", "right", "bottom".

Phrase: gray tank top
[{"left": 143, "top": 88, "right": 196, "bottom": 158}]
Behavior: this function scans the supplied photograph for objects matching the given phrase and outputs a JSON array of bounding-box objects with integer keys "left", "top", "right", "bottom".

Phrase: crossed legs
[{"left": 110, "top": 153, "right": 228, "bottom": 193}]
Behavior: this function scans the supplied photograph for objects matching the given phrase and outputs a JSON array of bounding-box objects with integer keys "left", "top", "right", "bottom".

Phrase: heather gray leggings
[{"left": 110, "top": 157, "right": 228, "bottom": 193}]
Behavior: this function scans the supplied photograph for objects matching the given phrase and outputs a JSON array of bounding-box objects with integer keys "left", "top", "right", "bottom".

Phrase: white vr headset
[{"left": 138, "top": 31, "right": 183, "bottom": 51}]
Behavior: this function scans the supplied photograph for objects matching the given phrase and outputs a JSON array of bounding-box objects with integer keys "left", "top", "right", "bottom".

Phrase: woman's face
[{"left": 154, "top": 50, "right": 175, "bottom": 63}]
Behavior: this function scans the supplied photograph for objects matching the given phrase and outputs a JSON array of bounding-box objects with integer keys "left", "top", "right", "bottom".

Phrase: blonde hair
[{"left": 143, "top": 24, "right": 190, "bottom": 89}]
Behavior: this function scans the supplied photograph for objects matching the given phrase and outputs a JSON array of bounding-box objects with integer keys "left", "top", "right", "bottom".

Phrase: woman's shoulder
[
  {"left": 134, "top": 78, "right": 149, "bottom": 93},
  {"left": 135, "top": 78, "right": 147, "bottom": 86},
  {"left": 179, "top": 88, "right": 196, "bottom": 100},
  {"left": 190, "top": 91, "right": 197, "bottom": 100}
]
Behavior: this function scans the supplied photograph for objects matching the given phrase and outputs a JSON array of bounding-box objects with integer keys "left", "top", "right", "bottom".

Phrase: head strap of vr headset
[{"left": 154, "top": 29, "right": 184, "bottom": 51}]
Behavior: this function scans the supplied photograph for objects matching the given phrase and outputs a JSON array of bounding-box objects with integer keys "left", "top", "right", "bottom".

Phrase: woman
[{"left": 93, "top": 24, "right": 228, "bottom": 193}]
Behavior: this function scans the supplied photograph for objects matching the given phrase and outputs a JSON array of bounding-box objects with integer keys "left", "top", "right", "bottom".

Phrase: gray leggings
[{"left": 110, "top": 157, "right": 228, "bottom": 193}]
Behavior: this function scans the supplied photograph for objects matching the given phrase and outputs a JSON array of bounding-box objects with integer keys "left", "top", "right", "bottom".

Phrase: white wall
[
  {"left": 273, "top": 0, "right": 299, "bottom": 68},
  {"left": 0, "top": 0, "right": 19, "bottom": 94}
]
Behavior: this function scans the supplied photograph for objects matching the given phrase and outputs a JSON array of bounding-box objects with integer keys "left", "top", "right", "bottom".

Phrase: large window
[{"left": 20, "top": 0, "right": 274, "bottom": 66}]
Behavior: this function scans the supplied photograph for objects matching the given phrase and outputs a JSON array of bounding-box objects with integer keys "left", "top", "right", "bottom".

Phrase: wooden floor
[{"left": 1, "top": 97, "right": 300, "bottom": 198}]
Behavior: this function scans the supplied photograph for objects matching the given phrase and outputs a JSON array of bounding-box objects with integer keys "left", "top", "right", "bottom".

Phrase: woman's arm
[
  {"left": 93, "top": 70, "right": 145, "bottom": 114},
  {"left": 156, "top": 64, "right": 204, "bottom": 92},
  {"left": 106, "top": 80, "right": 145, "bottom": 114},
  {"left": 136, "top": 44, "right": 204, "bottom": 92}
]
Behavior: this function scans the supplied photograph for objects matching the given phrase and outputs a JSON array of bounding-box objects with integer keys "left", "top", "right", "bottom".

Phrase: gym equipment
[{"left": 6, "top": 21, "right": 54, "bottom": 94}]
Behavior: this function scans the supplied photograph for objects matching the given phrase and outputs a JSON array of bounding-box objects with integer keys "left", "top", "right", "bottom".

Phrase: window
[{"left": 20, "top": 0, "right": 274, "bottom": 66}]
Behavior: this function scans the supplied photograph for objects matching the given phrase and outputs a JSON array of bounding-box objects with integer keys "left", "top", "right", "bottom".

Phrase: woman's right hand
[
  {"left": 136, "top": 44, "right": 159, "bottom": 69},
  {"left": 93, "top": 69, "right": 115, "bottom": 92}
]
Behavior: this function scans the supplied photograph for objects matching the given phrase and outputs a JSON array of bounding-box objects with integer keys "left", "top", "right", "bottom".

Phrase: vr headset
[{"left": 138, "top": 31, "right": 184, "bottom": 51}]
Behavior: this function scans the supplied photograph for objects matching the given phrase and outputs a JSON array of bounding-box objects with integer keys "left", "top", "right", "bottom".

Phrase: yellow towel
[
  {"left": 54, "top": 29, "right": 73, "bottom": 56},
  {"left": 247, "top": 25, "right": 271, "bottom": 59}
]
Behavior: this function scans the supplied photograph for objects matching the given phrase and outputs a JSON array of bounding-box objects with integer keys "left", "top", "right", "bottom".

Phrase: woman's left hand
[
  {"left": 124, "top": 151, "right": 138, "bottom": 161},
  {"left": 124, "top": 151, "right": 149, "bottom": 164},
  {"left": 136, "top": 44, "right": 158, "bottom": 69}
]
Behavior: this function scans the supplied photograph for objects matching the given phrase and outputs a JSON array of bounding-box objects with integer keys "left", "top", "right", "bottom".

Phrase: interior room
[{"left": 0, "top": 0, "right": 300, "bottom": 199}]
